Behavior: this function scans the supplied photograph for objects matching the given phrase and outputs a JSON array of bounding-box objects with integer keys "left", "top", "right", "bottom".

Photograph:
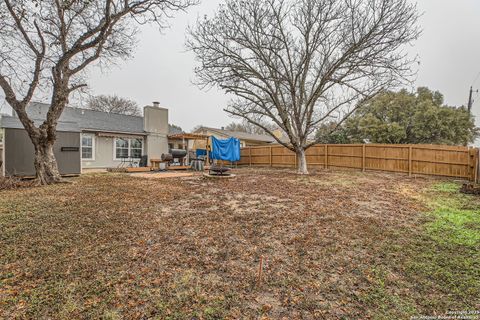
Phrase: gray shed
[{"left": 0, "top": 115, "right": 81, "bottom": 177}]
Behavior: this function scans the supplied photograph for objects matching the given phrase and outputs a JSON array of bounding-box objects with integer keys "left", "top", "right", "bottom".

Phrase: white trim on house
[
  {"left": 81, "top": 133, "right": 96, "bottom": 161},
  {"left": 113, "top": 137, "right": 144, "bottom": 161},
  {"left": 83, "top": 130, "right": 147, "bottom": 137}
]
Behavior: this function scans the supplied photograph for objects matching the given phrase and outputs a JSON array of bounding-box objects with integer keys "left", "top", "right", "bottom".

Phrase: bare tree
[
  {"left": 169, "top": 124, "right": 183, "bottom": 134},
  {"left": 87, "top": 94, "right": 141, "bottom": 116},
  {"left": 225, "top": 119, "right": 276, "bottom": 135},
  {"left": 188, "top": 0, "right": 420, "bottom": 174},
  {"left": 0, "top": 0, "right": 196, "bottom": 185},
  {"left": 225, "top": 122, "right": 250, "bottom": 133}
]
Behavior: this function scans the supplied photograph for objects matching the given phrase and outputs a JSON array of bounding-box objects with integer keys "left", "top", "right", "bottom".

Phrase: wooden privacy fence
[{"left": 238, "top": 144, "right": 480, "bottom": 181}]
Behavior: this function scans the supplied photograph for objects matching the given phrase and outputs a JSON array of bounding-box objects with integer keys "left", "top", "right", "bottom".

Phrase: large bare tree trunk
[
  {"left": 296, "top": 148, "right": 308, "bottom": 175},
  {"left": 33, "top": 140, "right": 62, "bottom": 185}
]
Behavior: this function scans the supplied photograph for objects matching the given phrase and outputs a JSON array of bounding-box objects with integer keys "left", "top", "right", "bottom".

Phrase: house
[
  {"left": 0, "top": 102, "right": 169, "bottom": 177},
  {"left": 193, "top": 126, "right": 276, "bottom": 147}
]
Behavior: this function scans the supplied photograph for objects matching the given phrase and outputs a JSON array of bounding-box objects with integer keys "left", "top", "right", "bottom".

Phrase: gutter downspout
[{"left": 1, "top": 128, "right": 5, "bottom": 177}]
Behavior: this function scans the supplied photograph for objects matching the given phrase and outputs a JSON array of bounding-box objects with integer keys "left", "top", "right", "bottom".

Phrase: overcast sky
[{"left": 2, "top": 0, "right": 480, "bottom": 133}]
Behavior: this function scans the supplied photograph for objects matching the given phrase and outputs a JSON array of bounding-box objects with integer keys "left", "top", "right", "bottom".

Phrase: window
[
  {"left": 115, "top": 138, "right": 129, "bottom": 159},
  {"left": 130, "top": 139, "right": 143, "bottom": 159},
  {"left": 114, "top": 138, "right": 143, "bottom": 160},
  {"left": 81, "top": 134, "right": 95, "bottom": 160}
]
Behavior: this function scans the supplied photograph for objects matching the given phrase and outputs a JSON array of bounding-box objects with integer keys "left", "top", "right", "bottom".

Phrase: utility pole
[{"left": 468, "top": 86, "right": 479, "bottom": 114}]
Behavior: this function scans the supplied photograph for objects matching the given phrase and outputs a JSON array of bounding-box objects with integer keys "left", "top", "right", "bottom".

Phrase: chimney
[
  {"left": 144, "top": 102, "right": 168, "bottom": 134},
  {"left": 144, "top": 101, "right": 169, "bottom": 160}
]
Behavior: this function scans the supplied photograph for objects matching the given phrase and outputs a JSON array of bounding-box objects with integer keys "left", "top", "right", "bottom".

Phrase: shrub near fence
[{"left": 238, "top": 144, "right": 480, "bottom": 181}]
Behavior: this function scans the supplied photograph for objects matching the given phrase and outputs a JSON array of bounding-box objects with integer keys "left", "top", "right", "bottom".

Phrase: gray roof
[
  {"left": 196, "top": 126, "right": 275, "bottom": 143},
  {"left": 1, "top": 102, "right": 144, "bottom": 134},
  {"left": 0, "top": 114, "right": 81, "bottom": 132}
]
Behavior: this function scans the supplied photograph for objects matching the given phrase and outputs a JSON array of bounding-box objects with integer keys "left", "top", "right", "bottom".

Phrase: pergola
[
  {"left": 168, "top": 133, "right": 210, "bottom": 141},
  {"left": 167, "top": 133, "right": 211, "bottom": 164}
]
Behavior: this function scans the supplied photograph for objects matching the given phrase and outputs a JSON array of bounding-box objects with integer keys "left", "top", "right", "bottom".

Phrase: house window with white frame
[
  {"left": 81, "top": 134, "right": 95, "bottom": 160},
  {"left": 130, "top": 138, "right": 143, "bottom": 159},
  {"left": 115, "top": 138, "right": 129, "bottom": 159},
  {"left": 114, "top": 137, "right": 143, "bottom": 160}
]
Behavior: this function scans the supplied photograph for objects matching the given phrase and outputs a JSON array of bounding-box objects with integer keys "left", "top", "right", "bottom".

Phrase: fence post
[
  {"left": 362, "top": 144, "right": 366, "bottom": 172},
  {"left": 294, "top": 150, "right": 297, "bottom": 169},
  {"left": 474, "top": 148, "right": 479, "bottom": 183},
  {"left": 468, "top": 148, "right": 472, "bottom": 181},
  {"left": 269, "top": 146, "right": 273, "bottom": 167},
  {"left": 474, "top": 148, "right": 479, "bottom": 182},
  {"left": 249, "top": 147, "right": 252, "bottom": 167},
  {"left": 408, "top": 146, "right": 412, "bottom": 177},
  {"left": 469, "top": 148, "right": 477, "bottom": 182},
  {"left": 325, "top": 145, "right": 328, "bottom": 169}
]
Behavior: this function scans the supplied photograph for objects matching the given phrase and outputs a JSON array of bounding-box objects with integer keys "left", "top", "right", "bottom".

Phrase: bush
[{"left": 0, "top": 176, "right": 33, "bottom": 191}]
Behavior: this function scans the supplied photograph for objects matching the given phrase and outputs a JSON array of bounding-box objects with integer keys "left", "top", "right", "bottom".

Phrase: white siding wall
[{"left": 81, "top": 135, "right": 146, "bottom": 169}]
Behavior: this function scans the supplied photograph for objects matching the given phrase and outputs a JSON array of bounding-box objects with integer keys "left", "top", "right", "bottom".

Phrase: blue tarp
[
  {"left": 196, "top": 149, "right": 207, "bottom": 157},
  {"left": 210, "top": 136, "right": 241, "bottom": 162}
]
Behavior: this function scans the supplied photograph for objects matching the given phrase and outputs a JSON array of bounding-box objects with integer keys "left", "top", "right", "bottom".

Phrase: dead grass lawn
[{"left": 0, "top": 168, "right": 478, "bottom": 319}]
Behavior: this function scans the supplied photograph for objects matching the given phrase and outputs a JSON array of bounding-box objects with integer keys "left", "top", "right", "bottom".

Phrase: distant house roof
[
  {"left": 195, "top": 126, "right": 275, "bottom": 143},
  {"left": 0, "top": 102, "right": 187, "bottom": 136}
]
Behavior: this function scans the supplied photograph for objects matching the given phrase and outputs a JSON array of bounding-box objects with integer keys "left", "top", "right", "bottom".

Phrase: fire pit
[
  {"left": 203, "top": 165, "right": 236, "bottom": 179},
  {"left": 209, "top": 165, "right": 232, "bottom": 176}
]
